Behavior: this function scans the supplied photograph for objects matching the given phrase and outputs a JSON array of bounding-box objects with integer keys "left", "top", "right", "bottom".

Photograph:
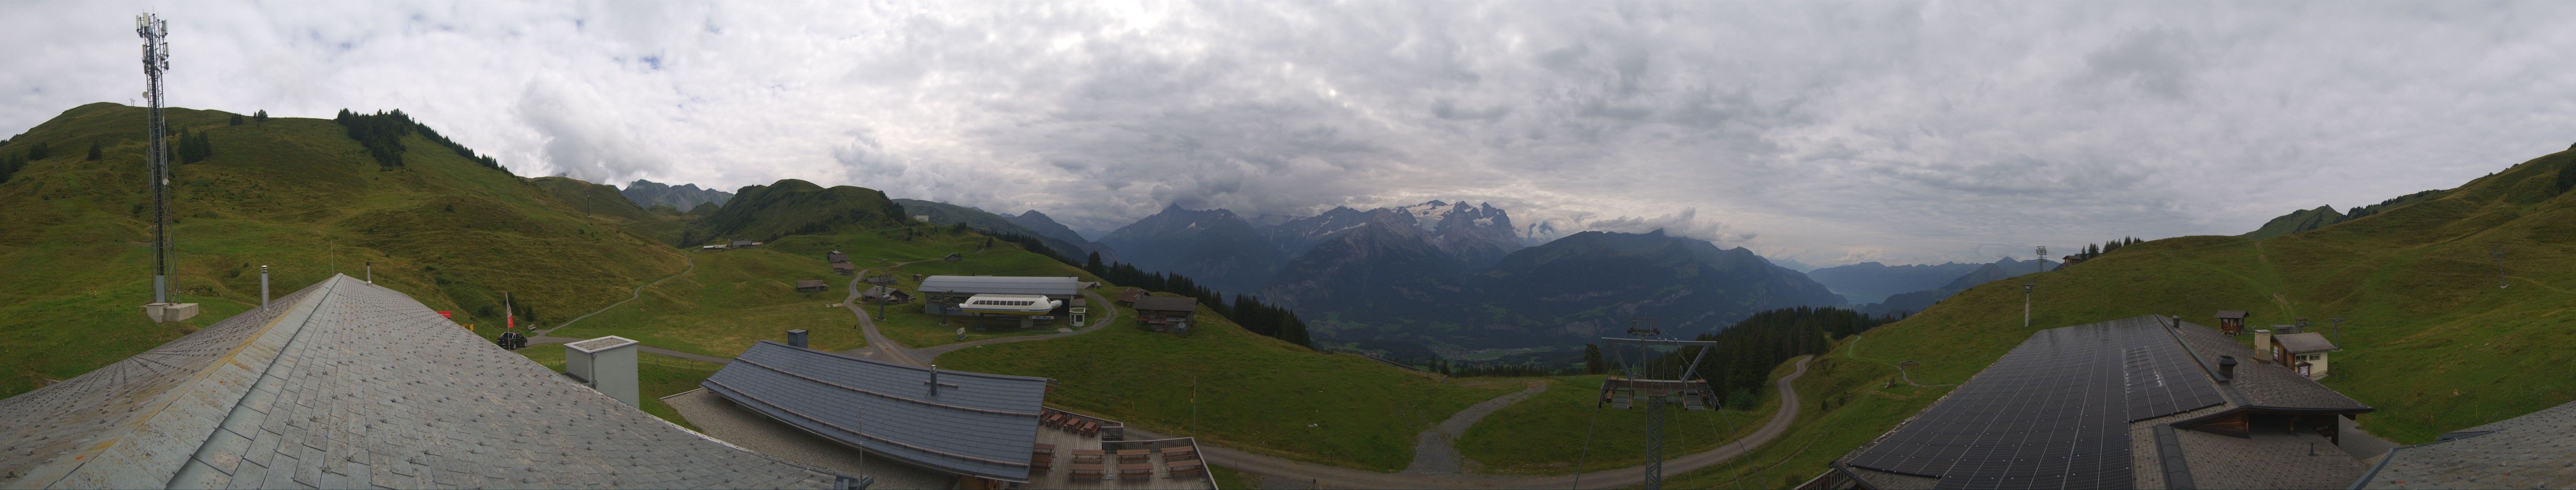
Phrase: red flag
[{"left": 437, "top": 311, "right": 452, "bottom": 319}]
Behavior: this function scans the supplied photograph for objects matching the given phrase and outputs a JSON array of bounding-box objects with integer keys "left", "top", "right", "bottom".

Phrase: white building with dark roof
[{"left": 0, "top": 275, "right": 865, "bottom": 489}]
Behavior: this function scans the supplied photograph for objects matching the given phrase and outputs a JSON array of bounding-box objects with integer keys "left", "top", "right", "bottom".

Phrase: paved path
[
  {"left": 524, "top": 335, "right": 736, "bottom": 364},
  {"left": 1129, "top": 356, "right": 1814, "bottom": 489},
  {"left": 1401, "top": 381, "right": 1549, "bottom": 475},
  {"left": 535, "top": 254, "right": 695, "bottom": 337}
]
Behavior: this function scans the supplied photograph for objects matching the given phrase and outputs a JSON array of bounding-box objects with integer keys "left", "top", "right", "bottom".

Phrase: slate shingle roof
[
  {"left": 2356, "top": 399, "right": 2576, "bottom": 489},
  {"left": 0, "top": 275, "right": 857, "bottom": 489},
  {"left": 2273, "top": 332, "right": 2337, "bottom": 354},
  {"left": 916, "top": 276, "right": 1080, "bottom": 298},
  {"left": 2167, "top": 321, "right": 2369, "bottom": 411},
  {"left": 1130, "top": 296, "right": 1197, "bottom": 313},
  {"left": 703, "top": 342, "right": 1049, "bottom": 482}
]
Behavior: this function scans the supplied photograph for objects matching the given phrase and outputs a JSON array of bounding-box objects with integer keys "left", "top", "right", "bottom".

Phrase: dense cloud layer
[{"left": 5, "top": 2, "right": 2572, "bottom": 265}]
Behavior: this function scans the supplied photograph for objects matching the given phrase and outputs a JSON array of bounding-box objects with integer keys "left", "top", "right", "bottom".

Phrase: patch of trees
[
  {"left": 1606, "top": 306, "right": 1893, "bottom": 403},
  {"left": 1436, "top": 360, "right": 1562, "bottom": 378},
  {"left": 333, "top": 109, "right": 511, "bottom": 174},
  {"left": 2066, "top": 236, "right": 2143, "bottom": 262},
  {"left": 1077, "top": 250, "right": 1313, "bottom": 348},
  {"left": 229, "top": 113, "right": 244, "bottom": 125},
  {"left": 253, "top": 110, "right": 269, "bottom": 123},
  {"left": 86, "top": 141, "right": 101, "bottom": 161},
  {"left": 176, "top": 127, "right": 212, "bottom": 163},
  {"left": 2560, "top": 159, "right": 2576, "bottom": 195},
  {"left": 1, "top": 141, "right": 44, "bottom": 183}
]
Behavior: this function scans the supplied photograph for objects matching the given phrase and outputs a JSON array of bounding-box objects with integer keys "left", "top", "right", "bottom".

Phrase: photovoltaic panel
[{"left": 1840, "top": 315, "right": 2227, "bottom": 490}]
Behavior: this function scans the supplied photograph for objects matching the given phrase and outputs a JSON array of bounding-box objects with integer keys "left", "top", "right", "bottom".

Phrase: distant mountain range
[
  {"left": 1099, "top": 205, "right": 1288, "bottom": 294},
  {"left": 891, "top": 199, "right": 1114, "bottom": 262},
  {"left": 1855, "top": 257, "right": 2058, "bottom": 316},
  {"left": 620, "top": 179, "right": 734, "bottom": 211},
  {"left": 1806, "top": 261, "right": 1993, "bottom": 304}
]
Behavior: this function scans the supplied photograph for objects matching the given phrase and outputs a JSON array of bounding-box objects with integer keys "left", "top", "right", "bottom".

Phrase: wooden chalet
[
  {"left": 1130, "top": 296, "right": 1197, "bottom": 334},
  {"left": 1114, "top": 288, "right": 1146, "bottom": 306},
  {"left": 827, "top": 251, "right": 849, "bottom": 263},
  {"left": 833, "top": 263, "right": 858, "bottom": 275}
]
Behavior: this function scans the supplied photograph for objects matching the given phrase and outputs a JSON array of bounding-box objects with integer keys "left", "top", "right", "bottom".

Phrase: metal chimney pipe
[
  {"left": 928, "top": 364, "right": 939, "bottom": 394},
  {"left": 260, "top": 265, "right": 269, "bottom": 310},
  {"left": 364, "top": 261, "right": 371, "bottom": 283}
]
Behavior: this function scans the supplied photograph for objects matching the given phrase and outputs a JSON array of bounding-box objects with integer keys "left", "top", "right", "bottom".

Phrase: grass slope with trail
[
  {"left": 0, "top": 103, "right": 683, "bottom": 396},
  {"left": 1667, "top": 149, "right": 2576, "bottom": 488}
]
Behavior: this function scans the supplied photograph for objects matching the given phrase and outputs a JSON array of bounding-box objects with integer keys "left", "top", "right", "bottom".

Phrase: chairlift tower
[{"left": 1597, "top": 317, "right": 1721, "bottom": 490}]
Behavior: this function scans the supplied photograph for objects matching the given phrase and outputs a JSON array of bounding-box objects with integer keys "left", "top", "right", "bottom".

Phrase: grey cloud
[{"left": 5, "top": 1, "right": 2574, "bottom": 267}]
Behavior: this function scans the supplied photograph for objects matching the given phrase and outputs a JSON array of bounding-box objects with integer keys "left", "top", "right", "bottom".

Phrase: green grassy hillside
[
  {"left": 1669, "top": 149, "right": 2576, "bottom": 488},
  {"left": 0, "top": 103, "right": 685, "bottom": 396},
  {"left": 942, "top": 305, "right": 1519, "bottom": 472}
]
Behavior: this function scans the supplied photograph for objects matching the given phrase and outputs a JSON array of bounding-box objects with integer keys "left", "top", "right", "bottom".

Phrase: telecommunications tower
[{"left": 139, "top": 13, "right": 172, "bottom": 304}]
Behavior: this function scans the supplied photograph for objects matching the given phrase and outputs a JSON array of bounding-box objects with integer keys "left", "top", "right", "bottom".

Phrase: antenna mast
[{"left": 138, "top": 13, "right": 172, "bottom": 304}]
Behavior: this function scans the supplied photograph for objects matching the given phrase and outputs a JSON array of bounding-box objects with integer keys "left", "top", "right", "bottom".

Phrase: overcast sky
[{"left": 6, "top": 1, "right": 2573, "bottom": 266}]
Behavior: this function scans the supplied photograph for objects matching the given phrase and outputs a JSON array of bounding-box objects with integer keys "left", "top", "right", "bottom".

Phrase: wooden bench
[
  {"left": 1068, "top": 463, "right": 1106, "bottom": 479},
  {"left": 1166, "top": 462, "right": 1205, "bottom": 477},
  {"left": 1117, "top": 463, "right": 1154, "bottom": 479},
  {"left": 1116, "top": 449, "right": 1149, "bottom": 463},
  {"left": 1070, "top": 449, "right": 1105, "bottom": 464}
]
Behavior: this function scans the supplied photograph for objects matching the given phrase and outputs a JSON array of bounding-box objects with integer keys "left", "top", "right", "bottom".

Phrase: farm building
[
  {"left": 861, "top": 286, "right": 912, "bottom": 303},
  {"left": 1823, "top": 314, "right": 2375, "bottom": 490},
  {"left": 732, "top": 240, "right": 759, "bottom": 248},
  {"left": 796, "top": 280, "right": 829, "bottom": 292},
  {"left": 0, "top": 275, "right": 867, "bottom": 489},
  {"left": 828, "top": 251, "right": 849, "bottom": 263},
  {"left": 1130, "top": 296, "right": 1197, "bottom": 334},
  {"left": 833, "top": 262, "right": 857, "bottom": 275},
  {"left": 2265, "top": 331, "right": 2338, "bottom": 379},
  {"left": 1114, "top": 288, "right": 1145, "bottom": 306},
  {"left": 703, "top": 342, "right": 1213, "bottom": 489}
]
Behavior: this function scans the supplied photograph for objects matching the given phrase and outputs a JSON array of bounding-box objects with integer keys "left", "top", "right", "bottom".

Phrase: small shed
[
  {"left": 1132, "top": 296, "right": 1198, "bottom": 334},
  {"left": 943, "top": 253, "right": 963, "bottom": 262},
  {"left": 827, "top": 251, "right": 849, "bottom": 264},
  {"left": 1114, "top": 288, "right": 1145, "bottom": 306},
  {"left": 795, "top": 280, "right": 829, "bottom": 293},
  {"left": 864, "top": 274, "right": 898, "bottom": 286},
  {"left": 832, "top": 263, "right": 857, "bottom": 275},
  {"left": 2214, "top": 310, "right": 2248, "bottom": 336},
  {"left": 2271, "top": 332, "right": 2339, "bottom": 379}
]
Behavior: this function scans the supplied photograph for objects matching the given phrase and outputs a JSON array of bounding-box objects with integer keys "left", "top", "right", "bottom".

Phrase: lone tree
[
  {"left": 253, "top": 110, "right": 268, "bottom": 123},
  {"left": 86, "top": 141, "right": 101, "bottom": 161}
]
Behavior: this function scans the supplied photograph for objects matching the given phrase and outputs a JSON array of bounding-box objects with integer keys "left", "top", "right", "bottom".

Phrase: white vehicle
[{"left": 957, "top": 294, "right": 1062, "bottom": 316}]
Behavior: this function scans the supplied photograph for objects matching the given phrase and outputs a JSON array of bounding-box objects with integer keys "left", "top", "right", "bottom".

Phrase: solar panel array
[{"left": 1841, "top": 315, "right": 2226, "bottom": 490}]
